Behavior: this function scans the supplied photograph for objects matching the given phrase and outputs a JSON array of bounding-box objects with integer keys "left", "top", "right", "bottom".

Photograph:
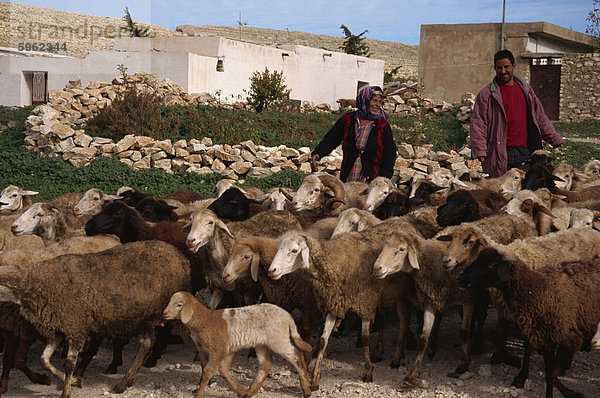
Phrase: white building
[{"left": 0, "top": 36, "right": 384, "bottom": 108}]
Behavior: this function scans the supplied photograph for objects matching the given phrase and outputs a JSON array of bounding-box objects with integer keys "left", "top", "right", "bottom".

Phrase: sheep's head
[
  {"left": 163, "top": 291, "right": 195, "bottom": 324},
  {"left": 498, "top": 168, "right": 525, "bottom": 198},
  {"left": 85, "top": 201, "right": 147, "bottom": 239},
  {"left": 255, "top": 188, "right": 293, "bottom": 211},
  {"left": 457, "top": 248, "right": 511, "bottom": 290},
  {"left": 436, "top": 190, "right": 478, "bottom": 227},
  {"left": 74, "top": 188, "right": 120, "bottom": 217},
  {"left": 222, "top": 240, "right": 261, "bottom": 283},
  {"left": 569, "top": 209, "right": 600, "bottom": 230},
  {"left": 332, "top": 208, "right": 373, "bottom": 237},
  {"left": 184, "top": 209, "right": 233, "bottom": 253},
  {"left": 372, "top": 232, "right": 419, "bottom": 279},
  {"left": 437, "top": 226, "right": 488, "bottom": 270},
  {"left": 581, "top": 159, "right": 600, "bottom": 176},
  {"left": 552, "top": 163, "right": 575, "bottom": 191},
  {"left": 0, "top": 185, "right": 38, "bottom": 212},
  {"left": 291, "top": 174, "right": 345, "bottom": 213},
  {"left": 363, "top": 177, "right": 395, "bottom": 212},
  {"left": 11, "top": 202, "right": 47, "bottom": 236},
  {"left": 268, "top": 233, "right": 309, "bottom": 280},
  {"left": 214, "top": 179, "right": 238, "bottom": 197}
]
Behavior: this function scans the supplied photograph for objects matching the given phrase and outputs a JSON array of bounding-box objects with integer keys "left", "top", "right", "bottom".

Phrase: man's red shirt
[{"left": 499, "top": 83, "right": 528, "bottom": 147}]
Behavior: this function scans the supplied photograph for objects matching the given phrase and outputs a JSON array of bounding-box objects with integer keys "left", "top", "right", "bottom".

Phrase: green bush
[{"left": 246, "top": 68, "right": 291, "bottom": 111}]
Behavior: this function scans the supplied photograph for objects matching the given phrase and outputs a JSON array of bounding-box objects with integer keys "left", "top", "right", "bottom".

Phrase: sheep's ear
[
  {"left": 216, "top": 219, "right": 234, "bottom": 238},
  {"left": 451, "top": 178, "right": 468, "bottom": 188},
  {"left": 181, "top": 219, "right": 192, "bottom": 232},
  {"left": 436, "top": 234, "right": 452, "bottom": 242},
  {"left": 127, "top": 212, "right": 148, "bottom": 232},
  {"left": 357, "top": 219, "right": 369, "bottom": 232},
  {"left": 300, "top": 240, "right": 310, "bottom": 269},
  {"left": 497, "top": 261, "right": 511, "bottom": 282},
  {"left": 106, "top": 194, "right": 121, "bottom": 202},
  {"left": 532, "top": 202, "right": 555, "bottom": 218},
  {"left": 254, "top": 193, "right": 269, "bottom": 204},
  {"left": 179, "top": 303, "right": 193, "bottom": 324},
  {"left": 0, "top": 285, "right": 20, "bottom": 304},
  {"left": 18, "top": 189, "right": 39, "bottom": 196},
  {"left": 250, "top": 253, "right": 261, "bottom": 282},
  {"left": 360, "top": 188, "right": 369, "bottom": 195},
  {"left": 407, "top": 244, "right": 420, "bottom": 270}
]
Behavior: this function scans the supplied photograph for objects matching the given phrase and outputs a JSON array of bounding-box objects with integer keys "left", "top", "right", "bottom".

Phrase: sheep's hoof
[
  {"left": 370, "top": 353, "right": 383, "bottom": 363},
  {"left": 389, "top": 360, "right": 401, "bottom": 369},
  {"left": 32, "top": 372, "right": 52, "bottom": 386},
  {"left": 310, "top": 383, "right": 320, "bottom": 392},
  {"left": 490, "top": 352, "right": 521, "bottom": 368},
  {"left": 470, "top": 338, "right": 485, "bottom": 355},
  {"left": 168, "top": 334, "right": 185, "bottom": 345},
  {"left": 143, "top": 355, "right": 159, "bottom": 368},
  {"left": 104, "top": 363, "right": 120, "bottom": 374},
  {"left": 71, "top": 376, "right": 82, "bottom": 388},
  {"left": 511, "top": 376, "right": 526, "bottom": 388},
  {"left": 403, "top": 374, "right": 418, "bottom": 386},
  {"left": 110, "top": 382, "right": 127, "bottom": 394},
  {"left": 361, "top": 373, "right": 373, "bottom": 383}
]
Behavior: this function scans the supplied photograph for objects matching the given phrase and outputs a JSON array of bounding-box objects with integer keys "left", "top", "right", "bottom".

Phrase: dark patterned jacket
[{"left": 311, "top": 111, "right": 397, "bottom": 182}]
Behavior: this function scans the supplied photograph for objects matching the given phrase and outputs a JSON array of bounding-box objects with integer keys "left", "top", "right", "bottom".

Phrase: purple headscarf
[{"left": 356, "top": 85, "right": 387, "bottom": 120}]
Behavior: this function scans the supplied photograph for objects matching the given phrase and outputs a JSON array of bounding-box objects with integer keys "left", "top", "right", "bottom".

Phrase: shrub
[{"left": 246, "top": 68, "right": 291, "bottom": 111}]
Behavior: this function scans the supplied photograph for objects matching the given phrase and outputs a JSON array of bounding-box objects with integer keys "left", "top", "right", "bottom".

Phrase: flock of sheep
[{"left": 1, "top": 150, "right": 600, "bottom": 398}]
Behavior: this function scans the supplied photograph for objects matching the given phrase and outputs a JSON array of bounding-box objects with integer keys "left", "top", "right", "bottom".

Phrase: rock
[
  {"left": 230, "top": 161, "right": 252, "bottom": 175},
  {"left": 298, "top": 163, "right": 312, "bottom": 173},
  {"left": 246, "top": 167, "right": 272, "bottom": 178},
  {"left": 214, "top": 148, "right": 243, "bottom": 163},
  {"left": 54, "top": 138, "right": 75, "bottom": 153},
  {"left": 397, "top": 143, "right": 415, "bottom": 159},
  {"left": 157, "top": 139, "right": 174, "bottom": 155},
  {"left": 479, "top": 364, "right": 492, "bottom": 377},
  {"left": 211, "top": 158, "right": 226, "bottom": 173},
  {"left": 52, "top": 123, "right": 75, "bottom": 139},
  {"left": 201, "top": 137, "right": 213, "bottom": 146},
  {"left": 73, "top": 133, "right": 93, "bottom": 148},
  {"left": 279, "top": 146, "right": 300, "bottom": 158},
  {"left": 114, "top": 135, "right": 136, "bottom": 153},
  {"left": 63, "top": 147, "right": 97, "bottom": 167},
  {"left": 135, "top": 136, "right": 155, "bottom": 148},
  {"left": 153, "top": 159, "right": 172, "bottom": 173}
]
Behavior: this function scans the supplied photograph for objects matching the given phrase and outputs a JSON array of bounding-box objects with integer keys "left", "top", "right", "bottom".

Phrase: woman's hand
[{"left": 311, "top": 154, "right": 320, "bottom": 172}]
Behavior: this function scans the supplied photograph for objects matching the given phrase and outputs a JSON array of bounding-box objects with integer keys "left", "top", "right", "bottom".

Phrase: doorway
[{"left": 530, "top": 58, "right": 561, "bottom": 121}]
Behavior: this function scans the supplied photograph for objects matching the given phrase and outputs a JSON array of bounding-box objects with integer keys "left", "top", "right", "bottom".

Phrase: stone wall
[{"left": 560, "top": 53, "right": 600, "bottom": 122}]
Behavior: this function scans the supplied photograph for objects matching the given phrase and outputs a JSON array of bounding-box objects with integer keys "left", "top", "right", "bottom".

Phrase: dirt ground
[{"left": 3, "top": 295, "right": 600, "bottom": 398}]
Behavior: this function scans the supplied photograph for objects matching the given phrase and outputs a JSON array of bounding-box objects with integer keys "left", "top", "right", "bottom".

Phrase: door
[
  {"left": 32, "top": 72, "right": 47, "bottom": 105},
  {"left": 530, "top": 58, "right": 561, "bottom": 121}
]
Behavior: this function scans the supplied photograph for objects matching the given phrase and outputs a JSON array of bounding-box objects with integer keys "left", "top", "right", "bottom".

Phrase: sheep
[
  {"left": 524, "top": 163, "right": 600, "bottom": 204},
  {"left": 114, "top": 187, "right": 152, "bottom": 206},
  {"left": 331, "top": 208, "right": 382, "bottom": 238},
  {"left": 0, "top": 185, "right": 38, "bottom": 213},
  {"left": 207, "top": 187, "right": 266, "bottom": 221},
  {"left": 501, "top": 189, "right": 558, "bottom": 234},
  {"left": 0, "top": 302, "right": 51, "bottom": 395},
  {"left": 302, "top": 216, "right": 339, "bottom": 239},
  {"left": 457, "top": 250, "right": 600, "bottom": 398},
  {"left": 255, "top": 187, "right": 295, "bottom": 211},
  {"left": 163, "top": 291, "right": 312, "bottom": 398},
  {"left": 11, "top": 202, "right": 85, "bottom": 246},
  {"left": 569, "top": 208, "right": 600, "bottom": 230},
  {"left": 73, "top": 188, "right": 121, "bottom": 218},
  {"left": 214, "top": 179, "right": 265, "bottom": 199},
  {"left": 162, "top": 189, "right": 203, "bottom": 204},
  {"left": 0, "top": 240, "right": 191, "bottom": 398},
  {"left": 134, "top": 196, "right": 179, "bottom": 222},
  {"left": 372, "top": 189, "right": 416, "bottom": 219},
  {"left": 497, "top": 168, "right": 526, "bottom": 198},
  {"left": 372, "top": 230, "right": 476, "bottom": 384},
  {"left": 436, "top": 188, "right": 508, "bottom": 227},
  {"left": 268, "top": 230, "right": 415, "bottom": 389},
  {"left": 184, "top": 209, "right": 302, "bottom": 309},
  {"left": 221, "top": 236, "right": 321, "bottom": 349},
  {"left": 440, "top": 226, "right": 600, "bottom": 373},
  {"left": 580, "top": 158, "right": 600, "bottom": 177},
  {"left": 291, "top": 173, "right": 367, "bottom": 215},
  {"left": 363, "top": 176, "right": 396, "bottom": 212}
]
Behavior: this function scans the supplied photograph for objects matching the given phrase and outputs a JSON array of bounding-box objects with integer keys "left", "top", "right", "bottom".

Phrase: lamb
[
  {"left": 184, "top": 209, "right": 302, "bottom": 309},
  {"left": 291, "top": 173, "right": 367, "bottom": 215},
  {"left": 457, "top": 250, "right": 600, "bottom": 398},
  {"left": 268, "top": 230, "right": 415, "bottom": 389},
  {"left": 580, "top": 158, "right": 600, "bottom": 177},
  {"left": 372, "top": 231, "right": 476, "bottom": 384},
  {"left": 0, "top": 240, "right": 191, "bottom": 398},
  {"left": 331, "top": 208, "right": 382, "bottom": 237},
  {"left": 162, "top": 291, "right": 311, "bottom": 398},
  {"left": 221, "top": 235, "right": 322, "bottom": 349},
  {"left": 524, "top": 163, "right": 600, "bottom": 203},
  {"left": 0, "top": 185, "right": 38, "bottom": 213},
  {"left": 255, "top": 187, "right": 295, "bottom": 211},
  {"left": 73, "top": 188, "right": 121, "bottom": 218},
  {"left": 436, "top": 188, "right": 508, "bottom": 227}
]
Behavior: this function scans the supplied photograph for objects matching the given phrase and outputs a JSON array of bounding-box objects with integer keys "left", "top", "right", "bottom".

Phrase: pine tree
[
  {"left": 339, "top": 24, "right": 371, "bottom": 57},
  {"left": 123, "top": 6, "right": 150, "bottom": 37}
]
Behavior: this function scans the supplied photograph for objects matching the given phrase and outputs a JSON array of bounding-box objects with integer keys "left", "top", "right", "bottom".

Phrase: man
[{"left": 470, "top": 49, "right": 564, "bottom": 178}]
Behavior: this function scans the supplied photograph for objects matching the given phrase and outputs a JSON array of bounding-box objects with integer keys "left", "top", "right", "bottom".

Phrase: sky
[{"left": 9, "top": 0, "right": 596, "bottom": 45}]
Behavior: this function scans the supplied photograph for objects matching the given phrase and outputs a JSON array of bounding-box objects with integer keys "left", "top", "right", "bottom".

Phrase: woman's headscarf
[{"left": 356, "top": 85, "right": 387, "bottom": 120}]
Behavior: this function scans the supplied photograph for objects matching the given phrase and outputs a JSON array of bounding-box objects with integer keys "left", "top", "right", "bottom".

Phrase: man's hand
[
  {"left": 478, "top": 156, "right": 486, "bottom": 163},
  {"left": 310, "top": 154, "right": 320, "bottom": 172}
]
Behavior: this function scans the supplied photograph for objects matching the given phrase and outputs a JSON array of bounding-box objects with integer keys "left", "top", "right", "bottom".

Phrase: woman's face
[{"left": 368, "top": 95, "right": 383, "bottom": 115}]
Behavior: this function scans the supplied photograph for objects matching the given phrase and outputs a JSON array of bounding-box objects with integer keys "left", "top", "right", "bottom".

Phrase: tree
[
  {"left": 246, "top": 68, "right": 291, "bottom": 112},
  {"left": 123, "top": 6, "right": 150, "bottom": 37},
  {"left": 339, "top": 24, "right": 371, "bottom": 57}
]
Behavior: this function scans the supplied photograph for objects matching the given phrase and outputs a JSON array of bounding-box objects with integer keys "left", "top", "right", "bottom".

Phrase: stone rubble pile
[
  {"left": 22, "top": 74, "right": 481, "bottom": 182},
  {"left": 382, "top": 80, "right": 468, "bottom": 118}
]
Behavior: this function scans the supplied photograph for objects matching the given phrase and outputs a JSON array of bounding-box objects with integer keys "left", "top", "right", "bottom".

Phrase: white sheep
[
  {"left": 291, "top": 173, "right": 367, "bottom": 215},
  {"left": 363, "top": 176, "right": 396, "bottom": 212},
  {"left": 0, "top": 185, "right": 38, "bottom": 213},
  {"left": 73, "top": 188, "right": 121, "bottom": 217},
  {"left": 163, "top": 291, "right": 312, "bottom": 398}
]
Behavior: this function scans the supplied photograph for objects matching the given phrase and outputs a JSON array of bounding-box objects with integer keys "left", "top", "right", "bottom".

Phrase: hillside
[{"left": 178, "top": 25, "right": 419, "bottom": 79}]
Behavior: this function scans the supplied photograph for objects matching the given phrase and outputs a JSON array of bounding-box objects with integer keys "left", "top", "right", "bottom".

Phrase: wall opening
[
  {"left": 22, "top": 71, "right": 48, "bottom": 106},
  {"left": 530, "top": 57, "right": 561, "bottom": 120},
  {"left": 216, "top": 59, "right": 224, "bottom": 72},
  {"left": 357, "top": 81, "right": 369, "bottom": 95}
]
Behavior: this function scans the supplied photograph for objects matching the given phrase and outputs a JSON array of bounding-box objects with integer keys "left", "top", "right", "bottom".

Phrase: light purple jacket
[{"left": 470, "top": 76, "right": 565, "bottom": 178}]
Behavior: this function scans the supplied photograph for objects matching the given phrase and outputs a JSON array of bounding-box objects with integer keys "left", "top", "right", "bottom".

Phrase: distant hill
[
  {"left": 177, "top": 25, "right": 419, "bottom": 79},
  {"left": 0, "top": 2, "right": 418, "bottom": 79}
]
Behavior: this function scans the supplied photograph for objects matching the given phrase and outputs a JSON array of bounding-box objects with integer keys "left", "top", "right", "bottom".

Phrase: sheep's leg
[
  {"left": 14, "top": 334, "right": 51, "bottom": 386},
  {"left": 246, "top": 346, "right": 273, "bottom": 397},
  {"left": 60, "top": 344, "right": 80, "bottom": 398},
  {"left": 448, "top": 302, "right": 473, "bottom": 377},
  {"left": 512, "top": 340, "right": 532, "bottom": 388},
  {"left": 490, "top": 314, "right": 521, "bottom": 368},
  {"left": 300, "top": 312, "right": 314, "bottom": 364},
  {"left": 111, "top": 330, "right": 152, "bottom": 394},
  {"left": 544, "top": 347, "right": 581, "bottom": 398},
  {"left": 0, "top": 334, "right": 17, "bottom": 395},
  {"left": 426, "top": 311, "right": 442, "bottom": 359},
  {"left": 106, "top": 338, "right": 125, "bottom": 373},
  {"left": 404, "top": 305, "right": 435, "bottom": 385},
  {"left": 276, "top": 340, "right": 312, "bottom": 398},
  {"left": 208, "top": 289, "right": 223, "bottom": 310},
  {"left": 194, "top": 355, "right": 220, "bottom": 398},
  {"left": 470, "top": 292, "right": 489, "bottom": 355},
  {"left": 310, "top": 312, "right": 337, "bottom": 391},
  {"left": 360, "top": 319, "right": 374, "bottom": 382},
  {"left": 371, "top": 324, "right": 384, "bottom": 363},
  {"left": 144, "top": 324, "right": 173, "bottom": 368},
  {"left": 390, "top": 301, "right": 409, "bottom": 368},
  {"left": 591, "top": 322, "right": 600, "bottom": 349},
  {"left": 40, "top": 334, "right": 65, "bottom": 382},
  {"left": 217, "top": 353, "right": 248, "bottom": 396}
]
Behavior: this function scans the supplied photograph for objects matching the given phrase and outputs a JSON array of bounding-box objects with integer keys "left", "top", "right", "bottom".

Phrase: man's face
[{"left": 495, "top": 58, "right": 515, "bottom": 85}]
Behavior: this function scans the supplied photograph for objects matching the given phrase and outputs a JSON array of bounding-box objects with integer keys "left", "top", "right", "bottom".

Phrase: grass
[{"left": 1, "top": 104, "right": 599, "bottom": 201}]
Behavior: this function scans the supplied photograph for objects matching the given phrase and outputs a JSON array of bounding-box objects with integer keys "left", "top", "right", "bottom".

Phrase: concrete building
[
  {"left": 419, "top": 22, "right": 597, "bottom": 120},
  {"left": 0, "top": 36, "right": 384, "bottom": 108}
]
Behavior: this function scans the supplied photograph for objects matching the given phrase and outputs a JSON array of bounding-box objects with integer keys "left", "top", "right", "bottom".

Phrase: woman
[{"left": 310, "top": 86, "right": 397, "bottom": 182}]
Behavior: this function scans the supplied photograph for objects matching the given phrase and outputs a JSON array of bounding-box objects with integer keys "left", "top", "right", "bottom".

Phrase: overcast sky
[{"left": 11, "top": 0, "right": 596, "bottom": 45}]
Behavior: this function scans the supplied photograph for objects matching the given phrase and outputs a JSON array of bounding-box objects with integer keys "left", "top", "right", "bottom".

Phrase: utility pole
[
  {"left": 500, "top": 0, "right": 506, "bottom": 49},
  {"left": 237, "top": 12, "right": 247, "bottom": 41}
]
